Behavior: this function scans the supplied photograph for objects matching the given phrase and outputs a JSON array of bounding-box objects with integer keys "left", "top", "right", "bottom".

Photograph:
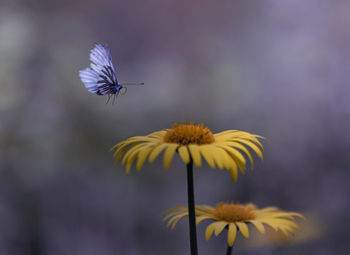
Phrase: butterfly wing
[
  {"left": 91, "top": 44, "right": 120, "bottom": 95},
  {"left": 78, "top": 68, "right": 100, "bottom": 94},
  {"left": 79, "top": 44, "right": 119, "bottom": 95}
]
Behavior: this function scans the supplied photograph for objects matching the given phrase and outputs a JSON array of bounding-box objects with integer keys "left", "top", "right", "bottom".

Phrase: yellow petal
[
  {"left": 163, "top": 144, "right": 178, "bottom": 169},
  {"left": 258, "top": 220, "right": 278, "bottom": 231},
  {"left": 224, "top": 156, "right": 238, "bottom": 181},
  {"left": 196, "top": 216, "right": 212, "bottom": 224},
  {"left": 148, "top": 144, "right": 168, "bottom": 163},
  {"left": 126, "top": 145, "right": 147, "bottom": 167},
  {"left": 121, "top": 143, "right": 145, "bottom": 165},
  {"left": 221, "top": 142, "right": 254, "bottom": 167},
  {"left": 205, "top": 222, "right": 217, "bottom": 240},
  {"left": 188, "top": 145, "right": 202, "bottom": 167},
  {"left": 255, "top": 207, "right": 279, "bottom": 214},
  {"left": 236, "top": 222, "right": 249, "bottom": 238},
  {"left": 147, "top": 130, "right": 167, "bottom": 139},
  {"left": 249, "top": 220, "right": 265, "bottom": 233},
  {"left": 259, "top": 212, "right": 304, "bottom": 219},
  {"left": 162, "top": 206, "right": 186, "bottom": 217},
  {"left": 178, "top": 146, "right": 190, "bottom": 164},
  {"left": 166, "top": 212, "right": 187, "bottom": 229},
  {"left": 214, "top": 221, "right": 228, "bottom": 236},
  {"left": 211, "top": 147, "right": 227, "bottom": 169},
  {"left": 229, "top": 168, "right": 238, "bottom": 182},
  {"left": 227, "top": 223, "right": 237, "bottom": 247},
  {"left": 136, "top": 145, "right": 154, "bottom": 170},
  {"left": 113, "top": 141, "right": 137, "bottom": 163},
  {"left": 170, "top": 214, "right": 188, "bottom": 229},
  {"left": 163, "top": 209, "right": 186, "bottom": 221},
  {"left": 243, "top": 135, "right": 265, "bottom": 150},
  {"left": 217, "top": 145, "right": 246, "bottom": 170},
  {"left": 113, "top": 145, "right": 129, "bottom": 164},
  {"left": 196, "top": 205, "right": 215, "bottom": 213},
  {"left": 214, "top": 130, "right": 265, "bottom": 152},
  {"left": 199, "top": 145, "right": 216, "bottom": 168},
  {"left": 261, "top": 218, "right": 298, "bottom": 229},
  {"left": 110, "top": 142, "right": 120, "bottom": 152},
  {"left": 258, "top": 219, "right": 297, "bottom": 235},
  {"left": 235, "top": 139, "right": 263, "bottom": 159},
  {"left": 125, "top": 152, "right": 138, "bottom": 174}
]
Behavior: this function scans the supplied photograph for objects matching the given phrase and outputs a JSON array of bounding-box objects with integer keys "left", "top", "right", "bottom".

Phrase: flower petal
[
  {"left": 166, "top": 212, "right": 188, "bottom": 229},
  {"left": 113, "top": 141, "right": 138, "bottom": 163},
  {"left": 211, "top": 147, "right": 227, "bottom": 169},
  {"left": 136, "top": 145, "right": 154, "bottom": 170},
  {"left": 199, "top": 145, "right": 216, "bottom": 168},
  {"left": 227, "top": 223, "right": 237, "bottom": 247},
  {"left": 148, "top": 144, "right": 168, "bottom": 163},
  {"left": 220, "top": 142, "right": 254, "bottom": 167},
  {"left": 214, "top": 221, "right": 228, "bottom": 236},
  {"left": 163, "top": 208, "right": 187, "bottom": 221},
  {"left": 121, "top": 143, "right": 145, "bottom": 165},
  {"left": 205, "top": 222, "right": 218, "bottom": 240},
  {"left": 195, "top": 205, "right": 215, "bottom": 216},
  {"left": 178, "top": 146, "right": 190, "bottom": 164},
  {"left": 147, "top": 130, "right": 167, "bottom": 139},
  {"left": 163, "top": 144, "right": 178, "bottom": 169},
  {"left": 249, "top": 220, "right": 265, "bottom": 233},
  {"left": 188, "top": 145, "right": 202, "bottom": 167},
  {"left": 223, "top": 155, "right": 238, "bottom": 181},
  {"left": 126, "top": 152, "right": 138, "bottom": 174},
  {"left": 236, "top": 222, "right": 249, "bottom": 238},
  {"left": 229, "top": 167, "right": 238, "bottom": 182},
  {"left": 217, "top": 145, "right": 246, "bottom": 171},
  {"left": 196, "top": 216, "right": 212, "bottom": 224},
  {"left": 235, "top": 139, "right": 263, "bottom": 159}
]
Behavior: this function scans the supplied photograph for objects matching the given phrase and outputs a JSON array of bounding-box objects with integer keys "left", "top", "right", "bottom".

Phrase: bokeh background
[{"left": 0, "top": 0, "right": 349, "bottom": 254}]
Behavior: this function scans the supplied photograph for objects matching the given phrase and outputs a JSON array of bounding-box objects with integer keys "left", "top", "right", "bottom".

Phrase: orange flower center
[
  {"left": 163, "top": 122, "right": 215, "bottom": 145},
  {"left": 212, "top": 202, "right": 256, "bottom": 222}
]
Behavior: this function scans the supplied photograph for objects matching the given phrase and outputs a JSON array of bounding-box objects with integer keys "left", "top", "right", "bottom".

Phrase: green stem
[{"left": 186, "top": 160, "right": 198, "bottom": 255}]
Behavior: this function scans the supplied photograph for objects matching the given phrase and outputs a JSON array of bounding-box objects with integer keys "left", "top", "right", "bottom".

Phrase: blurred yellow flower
[
  {"left": 243, "top": 211, "right": 322, "bottom": 249},
  {"left": 163, "top": 202, "right": 304, "bottom": 247},
  {"left": 111, "top": 122, "right": 264, "bottom": 180}
]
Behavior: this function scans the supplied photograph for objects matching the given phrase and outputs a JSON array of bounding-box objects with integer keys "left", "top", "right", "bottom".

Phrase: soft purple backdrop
[{"left": 0, "top": 0, "right": 349, "bottom": 254}]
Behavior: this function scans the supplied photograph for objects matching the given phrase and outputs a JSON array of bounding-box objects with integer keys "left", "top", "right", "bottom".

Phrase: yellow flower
[
  {"left": 244, "top": 212, "right": 322, "bottom": 249},
  {"left": 163, "top": 202, "right": 304, "bottom": 247},
  {"left": 111, "top": 122, "right": 264, "bottom": 181}
]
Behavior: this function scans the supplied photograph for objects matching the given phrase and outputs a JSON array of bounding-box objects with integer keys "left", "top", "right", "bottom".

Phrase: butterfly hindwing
[{"left": 78, "top": 68, "right": 100, "bottom": 94}]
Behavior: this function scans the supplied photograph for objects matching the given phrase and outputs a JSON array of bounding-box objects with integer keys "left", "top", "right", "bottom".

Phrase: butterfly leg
[
  {"left": 112, "top": 93, "right": 116, "bottom": 105},
  {"left": 120, "top": 86, "right": 127, "bottom": 95},
  {"left": 106, "top": 94, "right": 112, "bottom": 104}
]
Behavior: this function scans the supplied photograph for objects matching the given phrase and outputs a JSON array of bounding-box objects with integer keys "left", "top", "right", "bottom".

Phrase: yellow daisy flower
[
  {"left": 111, "top": 122, "right": 264, "bottom": 181},
  {"left": 163, "top": 202, "right": 304, "bottom": 247},
  {"left": 112, "top": 122, "right": 266, "bottom": 254}
]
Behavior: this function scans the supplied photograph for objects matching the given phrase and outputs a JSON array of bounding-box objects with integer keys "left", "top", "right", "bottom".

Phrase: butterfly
[{"left": 79, "top": 43, "right": 144, "bottom": 103}]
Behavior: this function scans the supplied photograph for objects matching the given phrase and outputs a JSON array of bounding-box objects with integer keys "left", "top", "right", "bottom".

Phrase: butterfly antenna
[{"left": 120, "top": 82, "right": 144, "bottom": 85}]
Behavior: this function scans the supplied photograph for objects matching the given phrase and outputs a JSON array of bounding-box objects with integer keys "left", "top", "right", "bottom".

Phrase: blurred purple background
[{"left": 0, "top": 0, "right": 349, "bottom": 254}]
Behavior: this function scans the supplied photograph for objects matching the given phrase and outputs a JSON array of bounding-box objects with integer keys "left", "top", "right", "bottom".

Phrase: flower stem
[
  {"left": 186, "top": 160, "right": 198, "bottom": 255},
  {"left": 226, "top": 244, "right": 233, "bottom": 255}
]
